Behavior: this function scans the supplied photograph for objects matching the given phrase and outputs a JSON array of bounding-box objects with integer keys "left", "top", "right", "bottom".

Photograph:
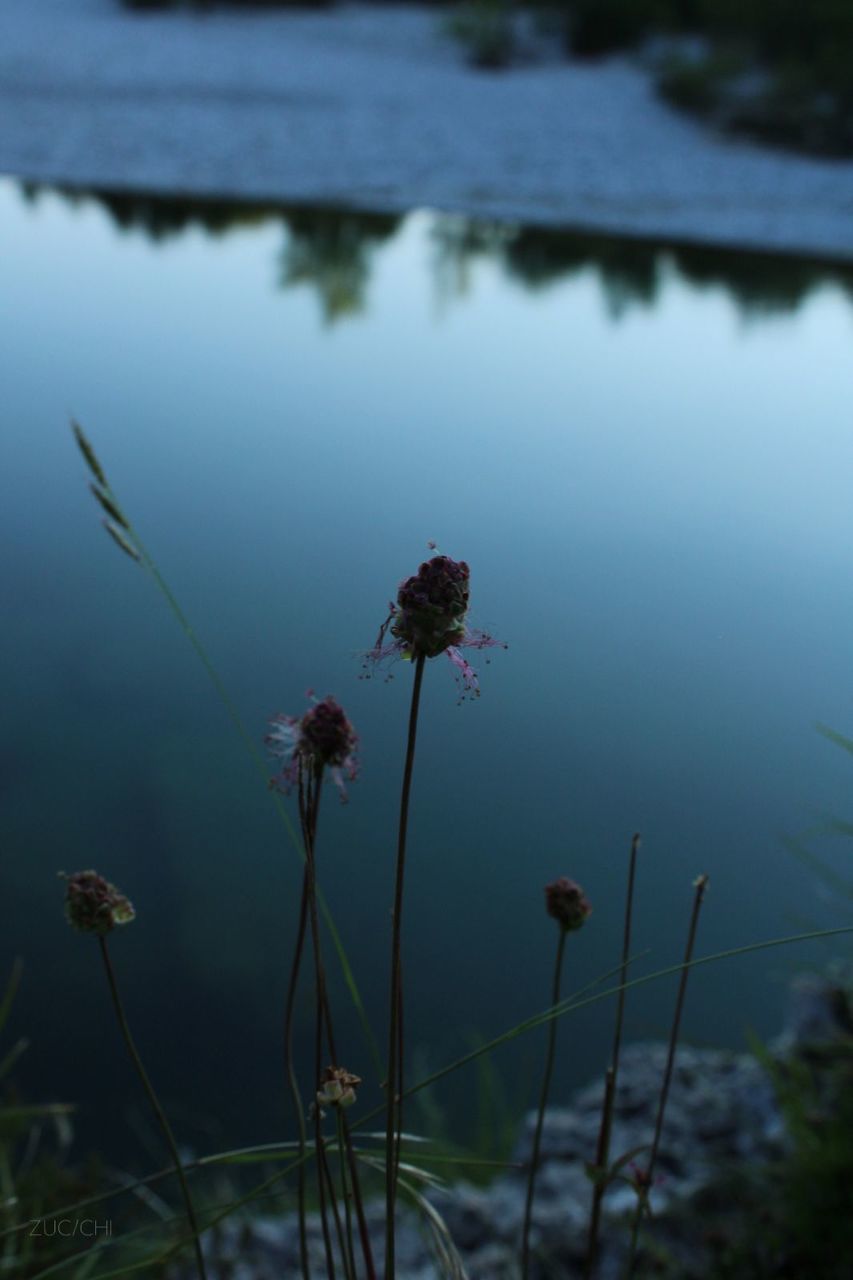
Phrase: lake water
[{"left": 3, "top": 177, "right": 853, "bottom": 1167}]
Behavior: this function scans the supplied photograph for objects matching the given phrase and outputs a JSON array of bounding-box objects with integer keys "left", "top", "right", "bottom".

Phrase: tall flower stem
[
  {"left": 337, "top": 1110, "right": 358, "bottom": 1280},
  {"left": 298, "top": 765, "right": 376, "bottom": 1280},
  {"left": 299, "top": 767, "right": 337, "bottom": 1280},
  {"left": 98, "top": 937, "right": 207, "bottom": 1280},
  {"left": 342, "top": 1114, "right": 376, "bottom": 1280},
  {"left": 384, "top": 651, "right": 426, "bottom": 1280},
  {"left": 319, "top": 1133, "right": 351, "bottom": 1280},
  {"left": 521, "top": 927, "right": 567, "bottom": 1280},
  {"left": 585, "top": 833, "right": 641, "bottom": 1278},
  {"left": 623, "top": 874, "right": 709, "bottom": 1279},
  {"left": 284, "top": 874, "right": 311, "bottom": 1280}
]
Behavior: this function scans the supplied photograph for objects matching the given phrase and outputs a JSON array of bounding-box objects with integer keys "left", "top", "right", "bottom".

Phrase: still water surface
[{"left": 3, "top": 179, "right": 853, "bottom": 1164}]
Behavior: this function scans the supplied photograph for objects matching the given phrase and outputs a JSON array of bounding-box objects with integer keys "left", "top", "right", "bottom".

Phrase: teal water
[{"left": 3, "top": 178, "right": 853, "bottom": 1166}]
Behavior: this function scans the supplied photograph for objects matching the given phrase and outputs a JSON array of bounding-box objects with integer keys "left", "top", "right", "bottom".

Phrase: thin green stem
[
  {"left": 299, "top": 764, "right": 376, "bottom": 1280},
  {"left": 98, "top": 938, "right": 207, "bottom": 1280},
  {"left": 521, "top": 927, "right": 567, "bottom": 1280},
  {"left": 319, "top": 1132, "right": 350, "bottom": 1280},
  {"left": 81, "top": 446, "right": 380, "bottom": 1076},
  {"left": 385, "top": 651, "right": 426, "bottom": 1280},
  {"left": 300, "top": 767, "right": 336, "bottom": 1280},
  {"left": 585, "top": 832, "right": 641, "bottom": 1278},
  {"left": 315, "top": 1119, "right": 336, "bottom": 1280},
  {"left": 284, "top": 872, "right": 311, "bottom": 1280},
  {"left": 624, "top": 875, "right": 709, "bottom": 1279},
  {"left": 342, "top": 1113, "right": 377, "bottom": 1280}
]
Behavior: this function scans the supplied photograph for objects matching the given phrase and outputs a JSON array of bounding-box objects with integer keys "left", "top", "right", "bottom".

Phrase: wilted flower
[
  {"left": 267, "top": 692, "right": 359, "bottom": 801},
  {"left": 63, "top": 870, "right": 135, "bottom": 936},
  {"left": 367, "top": 554, "right": 505, "bottom": 696},
  {"left": 544, "top": 877, "right": 592, "bottom": 933},
  {"left": 316, "top": 1065, "right": 361, "bottom": 1111}
]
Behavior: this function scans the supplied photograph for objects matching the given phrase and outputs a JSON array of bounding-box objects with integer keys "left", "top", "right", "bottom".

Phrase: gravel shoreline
[{"left": 4, "top": 1, "right": 853, "bottom": 259}]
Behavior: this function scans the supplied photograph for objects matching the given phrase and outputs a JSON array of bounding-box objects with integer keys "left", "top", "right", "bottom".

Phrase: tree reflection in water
[{"left": 20, "top": 180, "right": 853, "bottom": 323}]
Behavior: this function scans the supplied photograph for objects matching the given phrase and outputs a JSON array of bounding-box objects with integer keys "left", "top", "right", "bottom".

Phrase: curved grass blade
[
  {"left": 69, "top": 423, "right": 380, "bottom": 1076},
  {"left": 349, "top": 924, "right": 853, "bottom": 1126},
  {"left": 15, "top": 925, "right": 853, "bottom": 1270}
]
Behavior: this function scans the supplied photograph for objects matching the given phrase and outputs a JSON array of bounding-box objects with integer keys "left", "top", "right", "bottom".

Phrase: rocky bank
[{"left": 185, "top": 971, "right": 853, "bottom": 1278}]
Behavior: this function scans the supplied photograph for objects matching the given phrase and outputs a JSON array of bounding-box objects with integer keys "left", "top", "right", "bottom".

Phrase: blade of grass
[
  {"left": 358, "top": 924, "right": 853, "bottom": 1115},
  {"left": 816, "top": 722, "right": 853, "bottom": 756},
  {"left": 70, "top": 424, "right": 381, "bottom": 1077},
  {"left": 13, "top": 925, "right": 853, "bottom": 1269}
]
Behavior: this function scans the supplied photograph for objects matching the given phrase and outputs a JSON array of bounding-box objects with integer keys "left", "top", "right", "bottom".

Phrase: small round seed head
[
  {"left": 544, "top": 877, "right": 592, "bottom": 933},
  {"left": 391, "top": 555, "right": 471, "bottom": 659},
  {"left": 63, "top": 870, "right": 135, "bottom": 936},
  {"left": 316, "top": 1065, "right": 362, "bottom": 1110}
]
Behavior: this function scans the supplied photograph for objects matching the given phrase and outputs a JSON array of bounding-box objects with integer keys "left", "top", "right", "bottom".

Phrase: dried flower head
[
  {"left": 267, "top": 692, "right": 359, "bottom": 801},
  {"left": 366, "top": 553, "right": 505, "bottom": 697},
  {"left": 62, "top": 870, "right": 135, "bottom": 936},
  {"left": 544, "top": 877, "right": 592, "bottom": 933},
  {"left": 316, "top": 1065, "right": 362, "bottom": 1111}
]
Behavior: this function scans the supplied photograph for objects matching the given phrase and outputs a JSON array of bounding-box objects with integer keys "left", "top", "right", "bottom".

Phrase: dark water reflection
[
  {"left": 21, "top": 180, "right": 853, "bottom": 323},
  {"left": 4, "top": 179, "right": 853, "bottom": 1168}
]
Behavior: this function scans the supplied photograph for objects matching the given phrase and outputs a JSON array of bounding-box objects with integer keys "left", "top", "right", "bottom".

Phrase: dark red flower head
[
  {"left": 298, "top": 696, "right": 358, "bottom": 769},
  {"left": 391, "top": 555, "right": 471, "bottom": 659},
  {"left": 366, "top": 551, "right": 505, "bottom": 697},
  {"left": 544, "top": 877, "right": 592, "bottom": 933},
  {"left": 267, "top": 693, "right": 359, "bottom": 801},
  {"left": 63, "top": 870, "right": 135, "bottom": 936}
]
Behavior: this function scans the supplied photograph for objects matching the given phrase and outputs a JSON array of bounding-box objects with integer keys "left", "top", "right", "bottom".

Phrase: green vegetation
[
  {"left": 652, "top": 988, "right": 853, "bottom": 1280},
  {"left": 114, "top": 0, "right": 852, "bottom": 154},
  {"left": 566, "top": 0, "right": 853, "bottom": 155},
  {"left": 445, "top": 0, "right": 515, "bottom": 70}
]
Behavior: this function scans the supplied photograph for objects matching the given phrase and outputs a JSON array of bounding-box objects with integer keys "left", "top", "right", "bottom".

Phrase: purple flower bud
[
  {"left": 392, "top": 555, "right": 471, "bottom": 659},
  {"left": 267, "top": 693, "right": 359, "bottom": 801},
  {"left": 366, "top": 552, "right": 505, "bottom": 697},
  {"left": 63, "top": 870, "right": 135, "bottom": 936},
  {"left": 544, "top": 877, "right": 592, "bottom": 933}
]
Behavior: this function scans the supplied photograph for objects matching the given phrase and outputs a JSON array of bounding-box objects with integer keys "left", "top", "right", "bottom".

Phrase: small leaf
[
  {"left": 102, "top": 520, "right": 140, "bottom": 563},
  {"left": 90, "top": 483, "right": 129, "bottom": 530},
  {"left": 71, "top": 419, "right": 107, "bottom": 487}
]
